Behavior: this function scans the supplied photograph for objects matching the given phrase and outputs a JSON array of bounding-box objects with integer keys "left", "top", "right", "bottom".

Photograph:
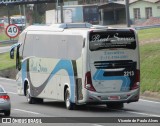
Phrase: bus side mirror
[
  {"left": 10, "top": 48, "right": 14, "bottom": 59},
  {"left": 10, "top": 43, "right": 21, "bottom": 59}
]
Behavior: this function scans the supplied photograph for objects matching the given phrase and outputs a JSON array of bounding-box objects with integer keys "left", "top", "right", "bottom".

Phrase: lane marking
[
  {"left": 0, "top": 51, "right": 9, "bottom": 54},
  {"left": 140, "top": 99, "right": 160, "bottom": 104},
  {"left": 14, "top": 109, "right": 41, "bottom": 115},
  {"left": 8, "top": 92, "right": 17, "bottom": 94},
  {"left": 1, "top": 77, "right": 160, "bottom": 118},
  {"left": 0, "top": 77, "right": 15, "bottom": 82},
  {"left": 92, "top": 124, "right": 104, "bottom": 126}
]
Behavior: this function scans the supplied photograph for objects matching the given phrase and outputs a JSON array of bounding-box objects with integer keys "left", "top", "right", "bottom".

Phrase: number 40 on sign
[{"left": 6, "top": 24, "right": 20, "bottom": 38}]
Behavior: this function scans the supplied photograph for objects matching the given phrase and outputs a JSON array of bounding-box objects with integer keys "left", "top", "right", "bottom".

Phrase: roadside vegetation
[
  {"left": 139, "top": 42, "right": 160, "bottom": 93},
  {"left": 0, "top": 29, "right": 18, "bottom": 46},
  {"left": 0, "top": 29, "right": 10, "bottom": 41},
  {"left": 0, "top": 52, "right": 16, "bottom": 70},
  {"left": 138, "top": 28, "right": 160, "bottom": 93},
  {"left": 0, "top": 27, "right": 160, "bottom": 93},
  {"left": 138, "top": 27, "right": 160, "bottom": 42}
]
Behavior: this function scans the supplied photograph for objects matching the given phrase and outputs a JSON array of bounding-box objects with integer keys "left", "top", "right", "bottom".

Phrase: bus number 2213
[{"left": 124, "top": 71, "right": 134, "bottom": 76}]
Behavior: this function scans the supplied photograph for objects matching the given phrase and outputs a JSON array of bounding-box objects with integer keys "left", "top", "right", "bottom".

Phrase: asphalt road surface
[
  {"left": 0, "top": 46, "right": 11, "bottom": 54},
  {"left": 0, "top": 40, "right": 17, "bottom": 54},
  {"left": 0, "top": 78, "right": 160, "bottom": 126}
]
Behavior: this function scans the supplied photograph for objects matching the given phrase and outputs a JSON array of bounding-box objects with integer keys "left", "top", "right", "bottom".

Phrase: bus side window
[{"left": 16, "top": 46, "right": 22, "bottom": 71}]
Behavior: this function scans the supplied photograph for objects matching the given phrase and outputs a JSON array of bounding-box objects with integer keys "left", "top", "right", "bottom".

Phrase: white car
[{"left": 0, "top": 85, "right": 11, "bottom": 116}]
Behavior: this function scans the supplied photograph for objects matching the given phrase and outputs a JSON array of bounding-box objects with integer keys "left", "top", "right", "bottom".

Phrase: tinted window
[
  {"left": 0, "top": 87, "right": 4, "bottom": 92},
  {"left": 89, "top": 30, "right": 136, "bottom": 51},
  {"left": 11, "top": 18, "right": 25, "bottom": 24},
  {"left": 83, "top": 6, "right": 99, "bottom": 24}
]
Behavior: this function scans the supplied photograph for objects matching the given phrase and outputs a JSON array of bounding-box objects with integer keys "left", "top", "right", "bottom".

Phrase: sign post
[{"left": 5, "top": 24, "right": 20, "bottom": 38}]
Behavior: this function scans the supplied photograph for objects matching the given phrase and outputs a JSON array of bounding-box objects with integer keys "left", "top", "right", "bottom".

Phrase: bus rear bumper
[{"left": 84, "top": 88, "right": 140, "bottom": 103}]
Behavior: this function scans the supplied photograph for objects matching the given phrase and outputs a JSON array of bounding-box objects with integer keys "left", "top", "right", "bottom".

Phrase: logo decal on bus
[{"left": 90, "top": 33, "right": 135, "bottom": 43}]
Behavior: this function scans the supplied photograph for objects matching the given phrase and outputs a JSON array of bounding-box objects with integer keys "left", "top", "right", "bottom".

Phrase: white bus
[
  {"left": 4, "top": 15, "right": 26, "bottom": 31},
  {"left": 10, "top": 23, "right": 140, "bottom": 110}
]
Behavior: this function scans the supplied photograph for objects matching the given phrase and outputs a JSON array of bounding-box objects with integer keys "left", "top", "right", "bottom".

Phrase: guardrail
[
  {"left": 134, "top": 24, "right": 160, "bottom": 30},
  {"left": 0, "top": 40, "right": 18, "bottom": 44}
]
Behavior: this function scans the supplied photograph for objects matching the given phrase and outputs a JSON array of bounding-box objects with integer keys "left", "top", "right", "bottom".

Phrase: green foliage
[
  {"left": 0, "top": 30, "right": 10, "bottom": 41},
  {"left": 138, "top": 28, "right": 160, "bottom": 42},
  {"left": 138, "top": 28, "right": 160, "bottom": 93},
  {"left": 140, "top": 43, "right": 160, "bottom": 93},
  {"left": 0, "top": 52, "right": 16, "bottom": 71}
]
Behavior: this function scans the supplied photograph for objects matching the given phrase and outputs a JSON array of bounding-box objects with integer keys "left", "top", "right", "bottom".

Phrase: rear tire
[
  {"left": 65, "top": 88, "right": 75, "bottom": 110},
  {"left": 26, "top": 85, "right": 36, "bottom": 104},
  {"left": 107, "top": 103, "right": 124, "bottom": 109},
  {"left": 35, "top": 98, "right": 43, "bottom": 103},
  {"left": 4, "top": 110, "right": 10, "bottom": 116}
]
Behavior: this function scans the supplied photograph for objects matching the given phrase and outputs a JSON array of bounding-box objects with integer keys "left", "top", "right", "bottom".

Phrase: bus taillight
[
  {"left": 85, "top": 71, "right": 96, "bottom": 92},
  {"left": 131, "top": 70, "right": 140, "bottom": 90}
]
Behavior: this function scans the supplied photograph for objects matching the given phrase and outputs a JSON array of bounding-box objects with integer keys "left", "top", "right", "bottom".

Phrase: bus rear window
[{"left": 89, "top": 30, "right": 136, "bottom": 51}]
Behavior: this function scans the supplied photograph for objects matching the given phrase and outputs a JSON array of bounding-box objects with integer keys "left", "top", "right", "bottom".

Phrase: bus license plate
[{"left": 108, "top": 96, "right": 120, "bottom": 100}]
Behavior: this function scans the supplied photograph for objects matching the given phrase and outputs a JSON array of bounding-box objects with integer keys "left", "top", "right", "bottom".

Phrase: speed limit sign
[{"left": 6, "top": 24, "right": 20, "bottom": 38}]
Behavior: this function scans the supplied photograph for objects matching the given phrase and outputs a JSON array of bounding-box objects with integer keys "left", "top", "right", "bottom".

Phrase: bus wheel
[
  {"left": 4, "top": 110, "right": 11, "bottom": 116},
  {"left": 65, "top": 88, "right": 75, "bottom": 110},
  {"left": 106, "top": 103, "right": 124, "bottom": 109},
  {"left": 26, "top": 85, "right": 35, "bottom": 104},
  {"left": 35, "top": 98, "right": 43, "bottom": 104}
]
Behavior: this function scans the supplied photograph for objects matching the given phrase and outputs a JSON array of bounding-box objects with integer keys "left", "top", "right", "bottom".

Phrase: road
[
  {"left": 0, "top": 78, "right": 160, "bottom": 126},
  {"left": 0, "top": 46, "right": 11, "bottom": 54},
  {"left": 0, "top": 40, "right": 17, "bottom": 54}
]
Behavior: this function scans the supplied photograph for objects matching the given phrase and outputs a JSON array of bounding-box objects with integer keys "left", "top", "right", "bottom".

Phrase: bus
[
  {"left": 4, "top": 15, "right": 25, "bottom": 31},
  {"left": 10, "top": 23, "right": 140, "bottom": 110}
]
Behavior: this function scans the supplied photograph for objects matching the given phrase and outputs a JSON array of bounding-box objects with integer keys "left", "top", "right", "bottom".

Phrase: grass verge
[
  {"left": 140, "top": 42, "right": 160, "bottom": 93},
  {"left": 138, "top": 27, "right": 160, "bottom": 42},
  {"left": 0, "top": 30, "right": 10, "bottom": 41},
  {"left": 0, "top": 52, "right": 16, "bottom": 70}
]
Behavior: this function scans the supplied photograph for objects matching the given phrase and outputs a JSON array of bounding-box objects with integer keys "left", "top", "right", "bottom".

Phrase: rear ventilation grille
[{"left": 94, "top": 60, "right": 135, "bottom": 69}]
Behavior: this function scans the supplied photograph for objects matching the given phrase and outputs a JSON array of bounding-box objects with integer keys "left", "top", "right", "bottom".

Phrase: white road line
[
  {"left": 14, "top": 109, "right": 41, "bottom": 115},
  {"left": 140, "top": 99, "right": 160, "bottom": 104},
  {"left": 0, "top": 77, "right": 15, "bottom": 82},
  {"left": 2, "top": 77, "right": 160, "bottom": 119},
  {"left": 8, "top": 92, "right": 17, "bottom": 94},
  {"left": 92, "top": 124, "right": 104, "bottom": 126}
]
